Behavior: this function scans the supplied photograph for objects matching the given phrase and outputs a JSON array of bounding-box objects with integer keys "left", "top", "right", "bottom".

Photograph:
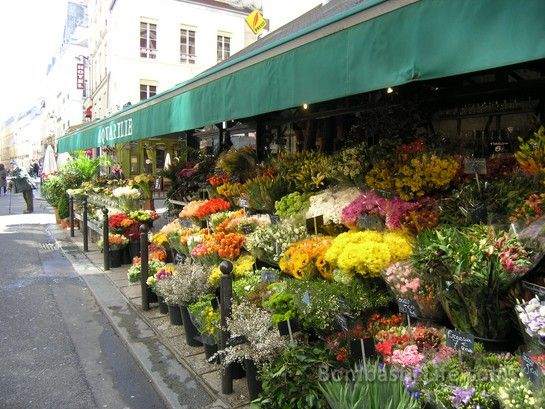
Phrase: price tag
[
  {"left": 463, "top": 158, "right": 487, "bottom": 175},
  {"left": 302, "top": 291, "right": 311, "bottom": 306},
  {"left": 446, "top": 329, "right": 475, "bottom": 353},
  {"left": 522, "top": 353, "right": 542, "bottom": 387},
  {"left": 306, "top": 215, "right": 324, "bottom": 235},
  {"left": 269, "top": 214, "right": 280, "bottom": 224},
  {"left": 350, "top": 338, "right": 376, "bottom": 362},
  {"left": 239, "top": 198, "right": 249, "bottom": 208},
  {"left": 227, "top": 335, "right": 248, "bottom": 347},
  {"left": 174, "top": 254, "right": 185, "bottom": 264},
  {"left": 522, "top": 281, "right": 545, "bottom": 298},
  {"left": 261, "top": 269, "right": 278, "bottom": 284},
  {"left": 199, "top": 189, "right": 209, "bottom": 200},
  {"left": 242, "top": 224, "right": 253, "bottom": 234},
  {"left": 397, "top": 298, "right": 421, "bottom": 318}
]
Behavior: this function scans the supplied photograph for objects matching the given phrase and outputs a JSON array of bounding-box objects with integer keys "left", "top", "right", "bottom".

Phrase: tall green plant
[{"left": 319, "top": 361, "right": 419, "bottom": 409}]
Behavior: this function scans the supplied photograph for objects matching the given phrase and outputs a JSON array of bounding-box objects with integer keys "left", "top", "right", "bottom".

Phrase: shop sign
[
  {"left": 97, "top": 118, "right": 133, "bottom": 145},
  {"left": 245, "top": 10, "right": 266, "bottom": 34},
  {"left": 76, "top": 63, "right": 85, "bottom": 89}
]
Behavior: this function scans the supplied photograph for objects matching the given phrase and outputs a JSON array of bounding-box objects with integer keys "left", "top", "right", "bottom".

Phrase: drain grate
[{"left": 40, "top": 242, "right": 59, "bottom": 251}]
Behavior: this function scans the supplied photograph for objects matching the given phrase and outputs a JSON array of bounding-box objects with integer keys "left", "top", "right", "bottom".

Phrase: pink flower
[{"left": 390, "top": 345, "right": 424, "bottom": 368}]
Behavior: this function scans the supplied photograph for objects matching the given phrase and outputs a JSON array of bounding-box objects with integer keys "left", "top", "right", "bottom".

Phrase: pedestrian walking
[
  {"left": 8, "top": 160, "right": 36, "bottom": 213},
  {"left": 0, "top": 163, "right": 7, "bottom": 195}
]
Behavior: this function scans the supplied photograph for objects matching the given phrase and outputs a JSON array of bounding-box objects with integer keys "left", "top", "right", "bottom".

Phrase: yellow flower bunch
[
  {"left": 325, "top": 230, "right": 413, "bottom": 278},
  {"left": 279, "top": 236, "right": 333, "bottom": 280},
  {"left": 365, "top": 164, "right": 393, "bottom": 191},
  {"left": 207, "top": 254, "right": 255, "bottom": 286},
  {"left": 366, "top": 154, "right": 460, "bottom": 201},
  {"left": 150, "top": 231, "right": 169, "bottom": 248},
  {"left": 233, "top": 254, "right": 256, "bottom": 278},
  {"left": 216, "top": 182, "right": 244, "bottom": 198}
]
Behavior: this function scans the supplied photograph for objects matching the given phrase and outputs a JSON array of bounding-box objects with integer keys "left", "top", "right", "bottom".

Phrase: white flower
[{"left": 112, "top": 186, "right": 141, "bottom": 199}]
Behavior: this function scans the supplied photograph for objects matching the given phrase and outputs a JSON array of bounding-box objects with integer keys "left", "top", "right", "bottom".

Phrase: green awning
[{"left": 58, "top": 0, "right": 545, "bottom": 153}]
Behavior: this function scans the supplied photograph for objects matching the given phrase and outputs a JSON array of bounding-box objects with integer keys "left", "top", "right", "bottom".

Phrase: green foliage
[
  {"left": 216, "top": 146, "right": 257, "bottom": 182},
  {"left": 319, "top": 360, "right": 419, "bottom": 409},
  {"left": 274, "top": 192, "right": 311, "bottom": 217},
  {"left": 271, "top": 151, "right": 333, "bottom": 192},
  {"left": 254, "top": 344, "right": 332, "bottom": 409},
  {"left": 244, "top": 176, "right": 288, "bottom": 213},
  {"left": 263, "top": 290, "right": 297, "bottom": 325},
  {"left": 285, "top": 279, "right": 392, "bottom": 331},
  {"left": 41, "top": 152, "right": 102, "bottom": 219}
]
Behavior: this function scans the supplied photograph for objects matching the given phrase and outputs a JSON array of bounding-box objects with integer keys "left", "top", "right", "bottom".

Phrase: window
[
  {"left": 140, "top": 21, "right": 157, "bottom": 59},
  {"left": 180, "top": 28, "right": 196, "bottom": 64},
  {"left": 217, "top": 35, "right": 230, "bottom": 62},
  {"left": 140, "top": 83, "right": 157, "bottom": 100}
]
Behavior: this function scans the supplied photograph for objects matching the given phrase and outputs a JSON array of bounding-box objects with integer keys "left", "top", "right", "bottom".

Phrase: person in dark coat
[
  {"left": 0, "top": 163, "right": 7, "bottom": 195},
  {"left": 9, "top": 160, "right": 36, "bottom": 213}
]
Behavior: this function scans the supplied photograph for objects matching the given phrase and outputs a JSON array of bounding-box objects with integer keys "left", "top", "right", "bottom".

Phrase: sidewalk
[{"left": 51, "top": 216, "right": 253, "bottom": 409}]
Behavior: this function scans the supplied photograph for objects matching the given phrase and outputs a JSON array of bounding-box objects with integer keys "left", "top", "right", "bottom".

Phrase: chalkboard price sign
[
  {"left": 350, "top": 338, "right": 376, "bottom": 362},
  {"left": 239, "top": 198, "right": 249, "bottom": 208},
  {"left": 227, "top": 335, "right": 248, "bottom": 347},
  {"left": 446, "top": 329, "right": 475, "bottom": 353},
  {"left": 269, "top": 214, "right": 280, "bottom": 224},
  {"left": 278, "top": 318, "right": 301, "bottom": 337},
  {"left": 261, "top": 269, "right": 278, "bottom": 284},
  {"left": 522, "top": 353, "right": 542, "bottom": 387},
  {"left": 306, "top": 215, "right": 324, "bottom": 235},
  {"left": 397, "top": 298, "right": 421, "bottom": 318}
]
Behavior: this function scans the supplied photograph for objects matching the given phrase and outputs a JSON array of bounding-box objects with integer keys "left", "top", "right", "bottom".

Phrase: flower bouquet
[
  {"left": 108, "top": 212, "right": 136, "bottom": 234},
  {"left": 274, "top": 192, "right": 311, "bottom": 218},
  {"left": 146, "top": 265, "right": 176, "bottom": 288},
  {"left": 193, "top": 197, "right": 231, "bottom": 219},
  {"left": 127, "top": 258, "right": 165, "bottom": 283},
  {"left": 221, "top": 301, "right": 287, "bottom": 366},
  {"left": 188, "top": 293, "right": 221, "bottom": 345},
  {"left": 324, "top": 230, "right": 413, "bottom": 280},
  {"left": 131, "top": 174, "right": 155, "bottom": 200},
  {"left": 153, "top": 258, "right": 210, "bottom": 306},
  {"left": 129, "top": 209, "right": 160, "bottom": 224},
  {"left": 515, "top": 296, "right": 545, "bottom": 349},
  {"left": 306, "top": 187, "right": 362, "bottom": 232},
  {"left": 412, "top": 225, "right": 533, "bottom": 339},
  {"left": 179, "top": 200, "right": 206, "bottom": 219},
  {"left": 112, "top": 186, "right": 141, "bottom": 212},
  {"left": 97, "top": 233, "right": 129, "bottom": 251},
  {"left": 383, "top": 261, "right": 444, "bottom": 320},
  {"left": 278, "top": 235, "right": 334, "bottom": 280},
  {"left": 245, "top": 220, "right": 307, "bottom": 265}
]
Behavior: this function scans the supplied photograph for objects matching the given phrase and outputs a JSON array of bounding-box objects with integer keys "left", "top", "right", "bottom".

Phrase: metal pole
[
  {"left": 82, "top": 197, "right": 89, "bottom": 252},
  {"left": 219, "top": 260, "right": 234, "bottom": 394},
  {"left": 140, "top": 224, "right": 150, "bottom": 311},
  {"left": 69, "top": 195, "right": 75, "bottom": 237},
  {"left": 102, "top": 207, "right": 110, "bottom": 271}
]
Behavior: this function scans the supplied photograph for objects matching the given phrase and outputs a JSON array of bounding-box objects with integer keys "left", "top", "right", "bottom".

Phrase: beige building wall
[{"left": 88, "top": 0, "right": 257, "bottom": 121}]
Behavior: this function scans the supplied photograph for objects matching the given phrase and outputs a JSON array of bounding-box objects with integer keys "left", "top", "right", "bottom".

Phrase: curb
[{"left": 51, "top": 224, "right": 227, "bottom": 409}]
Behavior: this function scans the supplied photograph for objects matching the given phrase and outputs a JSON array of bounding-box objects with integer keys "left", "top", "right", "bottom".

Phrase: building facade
[{"left": 88, "top": 0, "right": 257, "bottom": 121}]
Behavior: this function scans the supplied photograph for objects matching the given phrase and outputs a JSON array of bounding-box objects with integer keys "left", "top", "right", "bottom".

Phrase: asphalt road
[{"left": 0, "top": 191, "right": 168, "bottom": 409}]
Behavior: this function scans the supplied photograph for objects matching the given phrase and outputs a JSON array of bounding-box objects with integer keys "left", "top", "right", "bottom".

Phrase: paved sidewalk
[{"left": 51, "top": 220, "right": 253, "bottom": 409}]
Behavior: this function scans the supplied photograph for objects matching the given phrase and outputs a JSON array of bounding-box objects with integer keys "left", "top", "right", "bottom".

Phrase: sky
[{"left": 0, "top": 0, "right": 67, "bottom": 122}]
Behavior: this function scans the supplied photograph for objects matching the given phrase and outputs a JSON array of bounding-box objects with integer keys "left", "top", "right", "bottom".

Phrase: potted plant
[
  {"left": 154, "top": 258, "right": 210, "bottom": 346},
  {"left": 97, "top": 233, "right": 129, "bottom": 268},
  {"left": 188, "top": 293, "right": 221, "bottom": 359}
]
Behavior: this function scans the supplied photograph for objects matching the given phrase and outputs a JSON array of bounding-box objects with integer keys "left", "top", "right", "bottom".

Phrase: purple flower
[{"left": 451, "top": 387, "right": 475, "bottom": 408}]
